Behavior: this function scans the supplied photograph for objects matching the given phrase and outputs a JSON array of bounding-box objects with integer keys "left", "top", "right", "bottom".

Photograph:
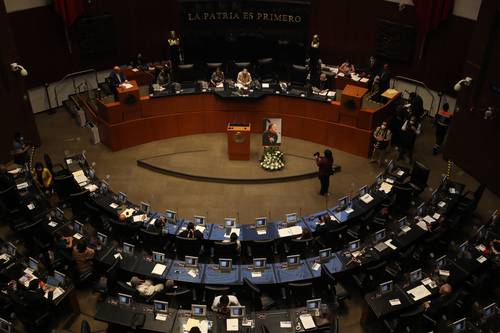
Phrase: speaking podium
[{"left": 227, "top": 123, "right": 251, "bottom": 160}]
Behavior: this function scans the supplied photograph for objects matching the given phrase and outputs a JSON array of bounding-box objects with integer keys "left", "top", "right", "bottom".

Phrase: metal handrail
[
  {"left": 53, "top": 69, "right": 98, "bottom": 107},
  {"left": 391, "top": 75, "right": 435, "bottom": 115}
]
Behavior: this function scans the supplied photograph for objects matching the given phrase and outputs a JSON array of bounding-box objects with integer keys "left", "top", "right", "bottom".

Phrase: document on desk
[
  {"left": 73, "top": 233, "right": 83, "bottom": 240},
  {"left": 384, "top": 239, "right": 397, "bottom": 250},
  {"left": 360, "top": 77, "right": 369, "bottom": 83},
  {"left": 155, "top": 313, "right": 167, "bottom": 321},
  {"left": 256, "top": 229, "right": 267, "bottom": 235},
  {"left": 423, "top": 216, "right": 436, "bottom": 224},
  {"left": 224, "top": 228, "right": 240, "bottom": 237},
  {"left": 389, "top": 299, "right": 401, "bottom": 306},
  {"left": 226, "top": 318, "right": 239, "bottom": 331},
  {"left": 84, "top": 184, "right": 98, "bottom": 192},
  {"left": 438, "top": 201, "right": 446, "bottom": 208},
  {"left": 187, "top": 269, "right": 198, "bottom": 278},
  {"left": 345, "top": 207, "right": 354, "bottom": 214},
  {"left": 184, "top": 318, "right": 208, "bottom": 333},
  {"left": 401, "top": 225, "right": 411, "bottom": 233},
  {"left": 132, "top": 214, "right": 147, "bottom": 223},
  {"left": 312, "top": 262, "right": 321, "bottom": 271},
  {"left": 360, "top": 193, "right": 374, "bottom": 204},
  {"left": 280, "top": 321, "right": 292, "bottom": 328},
  {"left": 109, "top": 203, "right": 119, "bottom": 209},
  {"left": 195, "top": 225, "right": 206, "bottom": 233},
  {"left": 432, "top": 213, "right": 441, "bottom": 220},
  {"left": 262, "top": 83, "right": 270, "bottom": 88},
  {"left": 278, "top": 225, "right": 302, "bottom": 238},
  {"left": 251, "top": 271, "right": 262, "bottom": 278},
  {"left": 27, "top": 203, "right": 35, "bottom": 210},
  {"left": 152, "top": 263, "right": 167, "bottom": 276},
  {"left": 396, "top": 169, "right": 405, "bottom": 176},
  {"left": 476, "top": 256, "right": 487, "bottom": 263},
  {"left": 417, "top": 221, "right": 428, "bottom": 231},
  {"left": 45, "top": 287, "right": 64, "bottom": 300},
  {"left": 379, "top": 182, "right": 393, "bottom": 194},
  {"left": 16, "top": 182, "right": 29, "bottom": 190},
  {"left": 299, "top": 314, "right": 316, "bottom": 330},
  {"left": 122, "top": 208, "right": 136, "bottom": 217},
  {"left": 72, "top": 170, "right": 88, "bottom": 184},
  {"left": 407, "top": 285, "right": 431, "bottom": 301},
  {"left": 336, "top": 72, "right": 345, "bottom": 77}
]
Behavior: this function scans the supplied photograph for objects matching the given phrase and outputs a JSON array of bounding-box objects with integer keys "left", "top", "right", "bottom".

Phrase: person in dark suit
[
  {"left": 315, "top": 149, "right": 334, "bottom": 196},
  {"left": 178, "top": 222, "right": 203, "bottom": 239},
  {"left": 16, "top": 279, "right": 52, "bottom": 317},
  {"left": 108, "top": 66, "right": 127, "bottom": 98},
  {"left": 423, "top": 283, "right": 453, "bottom": 318},
  {"left": 409, "top": 92, "right": 425, "bottom": 120}
]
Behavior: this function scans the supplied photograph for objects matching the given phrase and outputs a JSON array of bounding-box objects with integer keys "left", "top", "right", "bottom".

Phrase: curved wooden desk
[{"left": 86, "top": 85, "right": 398, "bottom": 158}]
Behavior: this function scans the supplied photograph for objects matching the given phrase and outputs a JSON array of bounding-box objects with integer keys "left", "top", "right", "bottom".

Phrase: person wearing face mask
[
  {"left": 12, "top": 132, "right": 31, "bottom": 166},
  {"left": 31, "top": 162, "right": 53, "bottom": 194},
  {"left": 398, "top": 117, "right": 419, "bottom": 163},
  {"left": 370, "top": 122, "right": 392, "bottom": 167}
]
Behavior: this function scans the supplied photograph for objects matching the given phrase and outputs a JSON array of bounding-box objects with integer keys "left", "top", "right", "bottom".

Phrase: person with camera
[{"left": 314, "top": 149, "right": 334, "bottom": 196}]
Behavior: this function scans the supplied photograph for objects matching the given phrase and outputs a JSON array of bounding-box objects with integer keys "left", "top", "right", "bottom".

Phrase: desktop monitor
[
  {"left": 224, "top": 218, "right": 236, "bottom": 228},
  {"left": 140, "top": 202, "right": 150, "bottom": 214},
  {"left": 435, "top": 255, "right": 446, "bottom": 269},
  {"left": 416, "top": 203, "right": 425, "bottom": 217},
  {"left": 123, "top": 243, "right": 135, "bottom": 255},
  {"left": 230, "top": 306, "right": 246, "bottom": 318},
  {"left": 409, "top": 269, "right": 422, "bottom": 284},
  {"left": 56, "top": 207, "right": 64, "bottom": 219},
  {"left": 117, "top": 192, "right": 127, "bottom": 204},
  {"left": 319, "top": 248, "right": 332, "bottom": 262},
  {"left": 285, "top": 213, "right": 297, "bottom": 226},
  {"left": 358, "top": 186, "right": 368, "bottom": 197},
  {"left": 0, "top": 318, "right": 12, "bottom": 333},
  {"left": 451, "top": 318, "right": 466, "bottom": 333},
  {"left": 349, "top": 239, "right": 360, "bottom": 252},
  {"left": 194, "top": 215, "right": 206, "bottom": 226},
  {"left": 185, "top": 256, "right": 198, "bottom": 268},
  {"left": 399, "top": 216, "right": 408, "bottom": 228},
  {"left": 100, "top": 180, "right": 109, "bottom": 194},
  {"left": 191, "top": 304, "right": 207, "bottom": 317},
  {"left": 28, "top": 257, "right": 38, "bottom": 271},
  {"left": 253, "top": 258, "right": 266, "bottom": 269},
  {"left": 219, "top": 258, "right": 232, "bottom": 272},
  {"left": 74, "top": 220, "right": 84, "bottom": 233},
  {"left": 287, "top": 255, "right": 300, "bottom": 267},
  {"left": 306, "top": 299, "right": 321, "bottom": 312},
  {"left": 165, "top": 210, "right": 177, "bottom": 222},
  {"left": 255, "top": 217, "right": 267, "bottom": 228},
  {"left": 154, "top": 300, "right": 168, "bottom": 313},
  {"left": 386, "top": 160, "right": 394, "bottom": 174},
  {"left": 97, "top": 232, "right": 108, "bottom": 245},
  {"left": 375, "top": 173, "right": 384, "bottom": 185},
  {"left": 6, "top": 242, "right": 16, "bottom": 256},
  {"left": 152, "top": 251, "right": 165, "bottom": 263},
  {"left": 338, "top": 196, "right": 349, "bottom": 208},
  {"left": 458, "top": 241, "right": 468, "bottom": 253},
  {"left": 380, "top": 280, "right": 393, "bottom": 294},
  {"left": 118, "top": 293, "right": 132, "bottom": 306},
  {"left": 46, "top": 275, "right": 59, "bottom": 287},
  {"left": 374, "top": 229, "right": 386, "bottom": 242},
  {"left": 54, "top": 270, "right": 66, "bottom": 284},
  {"left": 483, "top": 303, "right": 496, "bottom": 318}
]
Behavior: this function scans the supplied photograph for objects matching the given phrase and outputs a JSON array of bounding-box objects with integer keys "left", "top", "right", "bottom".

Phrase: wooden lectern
[
  {"left": 116, "top": 80, "right": 142, "bottom": 121},
  {"left": 227, "top": 123, "right": 251, "bottom": 160},
  {"left": 339, "top": 84, "right": 369, "bottom": 126}
]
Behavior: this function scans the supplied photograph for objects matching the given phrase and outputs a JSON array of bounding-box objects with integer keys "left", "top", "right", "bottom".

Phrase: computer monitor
[
  {"left": 74, "top": 220, "right": 84, "bottom": 233},
  {"left": 229, "top": 306, "right": 245, "bottom": 318},
  {"left": 380, "top": 280, "right": 393, "bottom": 294},
  {"left": 191, "top": 304, "right": 207, "bottom": 317},
  {"left": 458, "top": 241, "right": 468, "bottom": 253},
  {"left": 483, "top": 303, "right": 496, "bottom": 319},
  {"left": 375, "top": 172, "right": 384, "bottom": 185},
  {"left": 416, "top": 203, "right": 425, "bottom": 217},
  {"left": 435, "top": 255, "right": 446, "bottom": 269},
  {"left": 409, "top": 269, "right": 422, "bottom": 284},
  {"left": 306, "top": 299, "right": 321, "bottom": 312},
  {"left": 386, "top": 160, "right": 394, "bottom": 174},
  {"left": 399, "top": 216, "right": 408, "bottom": 228},
  {"left": 358, "top": 186, "right": 368, "bottom": 197},
  {"left": 118, "top": 293, "right": 132, "bottom": 306},
  {"left": 6, "top": 242, "right": 16, "bottom": 257},
  {"left": 0, "top": 318, "right": 12, "bottom": 333},
  {"left": 154, "top": 300, "right": 168, "bottom": 314},
  {"left": 54, "top": 270, "right": 66, "bottom": 284},
  {"left": 287, "top": 254, "right": 300, "bottom": 267},
  {"left": 285, "top": 213, "right": 297, "bottom": 226},
  {"left": 140, "top": 202, "right": 150, "bottom": 214},
  {"left": 253, "top": 258, "right": 266, "bottom": 269},
  {"left": 219, "top": 258, "right": 232, "bottom": 272},
  {"left": 152, "top": 251, "right": 165, "bottom": 263},
  {"left": 55, "top": 207, "right": 64, "bottom": 219},
  {"left": 185, "top": 256, "right": 198, "bottom": 268},
  {"left": 122, "top": 242, "right": 135, "bottom": 255},
  {"left": 28, "top": 257, "right": 38, "bottom": 271},
  {"left": 100, "top": 180, "right": 109, "bottom": 194},
  {"left": 349, "top": 239, "right": 360, "bottom": 252},
  {"left": 97, "top": 232, "right": 107, "bottom": 245},
  {"left": 46, "top": 275, "right": 59, "bottom": 287},
  {"left": 451, "top": 318, "right": 466, "bottom": 333},
  {"left": 255, "top": 217, "right": 267, "bottom": 228},
  {"left": 374, "top": 229, "right": 386, "bottom": 242},
  {"left": 117, "top": 192, "right": 127, "bottom": 204},
  {"left": 224, "top": 218, "right": 236, "bottom": 228},
  {"left": 194, "top": 215, "right": 206, "bottom": 226},
  {"left": 319, "top": 248, "right": 332, "bottom": 263},
  {"left": 338, "top": 196, "right": 349, "bottom": 208},
  {"left": 165, "top": 210, "right": 177, "bottom": 222}
]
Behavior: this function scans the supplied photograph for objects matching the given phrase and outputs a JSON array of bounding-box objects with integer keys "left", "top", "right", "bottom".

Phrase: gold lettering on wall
[{"left": 187, "top": 11, "right": 303, "bottom": 23}]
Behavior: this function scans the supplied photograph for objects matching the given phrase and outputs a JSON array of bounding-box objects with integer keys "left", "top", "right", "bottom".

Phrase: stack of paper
[
  {"left": 72, "top": 170, "right": 88, "bottom": 184},
  {"left": 299, "top": 314, "right": 316, "bottom": 330},
  {"left": 256, "top": 229, "right": 267, "bottom": 235},
  {"left": 195, "top": 225, "right": 206, "bottom": 233},
  {"left": 278, "top": 225, "right": 302, "bottom": 238},
  {"left": 226, "top": 318, "right": 239, "bottom": 331},
  {"left": 132, "top": 214, "right": 147, "bottom": 223},
  {"left": 360, "top": 193, "right": 374, "bottom": 204},
  {"left": 84, "top": 184, "right": 98, "bottom": 192},
  {"left": 155, "top": 313, "right": 167, "bottom": 321},
  {"left": 16, "top": 182, "right": 29, "bottom": 190},
  {"left": 109, "top": 203, "right": 119, "bottom": 209},
  {"left": 360, "top": 77, "right": 369, "bottom": 83},
  {"left": 407, "top": 285, "right": 431, "bottom": 301},
  {"left": 152, "top": 263, "right": 167, "bottom": 276},
  {"left": 379, "top": 182, "right": 393, "bottom": 194},
  {"left": 417, "top": 221, "right": 428, "bottom": 231},
  {"left": 423, "top": 216, "right": 436, "bottom": 224}
]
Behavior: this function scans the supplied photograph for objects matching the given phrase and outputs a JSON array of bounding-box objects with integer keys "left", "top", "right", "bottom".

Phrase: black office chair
[
  {"left": 53, "top": 174, "right": 80, "bottom": 201},
  {"left": 68, "top": 189, "right": 90, "bottom": 218},
  {"left": 284, "top": 238, "right": 313, "bottom": 258},
  {"left": 353, "top": 260, "right": 389, "bottom": 293},
  {"left": 212, "top": 241, "right": 238, "bottom": 262},
  {"left": 347, "top": 209, "right": 375, "bottom": 240},
  {"left": 138, "top": 228, "right": 166, "bottom": 253},
  {"left": 316, "top": 223, "right": 349, "bottom": 251},
  {"left": 247, "top": 239, "right": 275, "bottom": 262},
  {"left": 9, "top": 292, "right": 52, "bottom": 332},
  {"left": 175, "top": 236, "right": 202, "bottom": 260},
  {"left": 176, "top": 64, "right": 195, "bottom": 85},
  {"left": 243, "top": 278, "right": 276, "bottom": 311},
  {"left": 202, "top": 285, "right": 230, "bottom": 306},
  {"left": 320, "top": 264, "right": 349, "bottom": 303},
  {"left": 457, "top": 184, "right": 486, "bottom": 214},
  {"left": 393, "top": 185, "right": 414, "bottom": 213},
  {"left": 291, "top": 64, "right": 308, "bottom": 87},
  {"left": 0, "top": 185, "right": 21, "bottom": 214},
  {"left": 407, "top": 161, "right": 430, "bottom": 195},
  {"left": 256, "top": 58, "right": 274, "bottom": 82},
  {"left": 286, "top": 281, "right": 315, "bottom": 307},
  {"left": 110, "top": 219, "right": 140, "bottom": 243},
  {"left": 162, "top": 288, "right": 192, "bottom": 309}
]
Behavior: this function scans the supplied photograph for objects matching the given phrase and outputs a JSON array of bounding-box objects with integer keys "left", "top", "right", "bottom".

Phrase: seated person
[
  {"left": 178, "top": 222, "right": 204, "bottom": 239},
  {"left": 339, "top": 60, "right": 355, "bottom": 75},
  {"left": 189, "top": 328, "right": 201, "bottom": 333},
  {"left": 422, "top": 283, "right": 453, "bottom": 318},
  {"left": 211, "top": 294, "right": 241, "bottom": 314},
  {"left": 16, "top": 279, "right": 52, "bottom": 316},
  {"left": 55, "top": 233, "right": 73, "bottom": 251},
  {"left": 108, "top": 66, "right": 127, "bottom": 90},
  {"left": 148, "top": 216, "right": 166, "bottom": 232},
  {"left": 229, "top": 232, "right": 241, "bottom": 254},
  {"left": 164, "top": 279, "right": 176, "bottom": 292},
  {"left": 295, "top": 227, "right": 312, "bottom": 240},
  {"left": 130, "top": 276, "right": 165, "bottom": 296},
  {"left": 32, "top": 162, "right": 53, "bottom": 194},
  {"left": 72, "top": 240, "right": 95, "bottom": 275},
  {"left": 156, "top": 67, "right": 171, "bottom": 87},
  {"left": 314, "top": 73, "right": 331, "bottom": 93},
  {"left": 210, "top": 67, "right": 225, "bottom": 86},
  {"left": 236, "top": 68, "right": 252, "bottom": 88}
]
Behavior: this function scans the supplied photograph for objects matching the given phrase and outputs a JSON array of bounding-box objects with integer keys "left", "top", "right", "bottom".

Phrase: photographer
[{"left": 314, "top": 149, "right": 334, "bottom": 196}]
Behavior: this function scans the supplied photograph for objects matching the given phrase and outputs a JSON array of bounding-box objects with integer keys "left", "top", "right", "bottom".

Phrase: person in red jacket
[{"left": 314, "top": 149, "right": 334, "bottom": 196}]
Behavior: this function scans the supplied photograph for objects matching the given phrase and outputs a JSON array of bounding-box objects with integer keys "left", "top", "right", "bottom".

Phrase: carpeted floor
[{"left": 29, "top": 107, "right": 500, "bottom": 333}]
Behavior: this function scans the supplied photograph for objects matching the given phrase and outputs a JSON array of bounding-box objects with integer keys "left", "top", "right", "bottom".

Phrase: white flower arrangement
[{"left": 260, "top": 146, "right": 285, "bottom": 171}]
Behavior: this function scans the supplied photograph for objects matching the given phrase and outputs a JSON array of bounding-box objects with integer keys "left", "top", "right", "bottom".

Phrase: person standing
[
  {"left": 433, "top": 103, "right": 453, "bottom": 155},
  {"left": 309, "top": 34, "right": 321, "bottom": 84},
  {"left": 32, "top": 162, "right": 53, "bottom": 194},
  {"left": 398, "top": 118, "right": 418, "bottom": 163},
  {"left": 12, "top": 132, "right": 31, "bottom": 166},
  {"left": 210, "top": 67, "right": 225, "bottom": 86},
  {"left": 315, "top": 149, "right": 334, "bottom": 196},
  {"left": 370, "top": 122, "right": 392, "bottom": 167},
  {"left": 168, "top": 30, "right": 181, "bottom": 69}
]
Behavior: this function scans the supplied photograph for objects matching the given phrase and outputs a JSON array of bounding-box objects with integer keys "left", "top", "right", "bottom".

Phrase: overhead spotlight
[
  {"left": 10, "top": 63, "right": 28, "bottom": 77},
  {"left": 454, "top": 77, "right": 472, "bottom": 92}
]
